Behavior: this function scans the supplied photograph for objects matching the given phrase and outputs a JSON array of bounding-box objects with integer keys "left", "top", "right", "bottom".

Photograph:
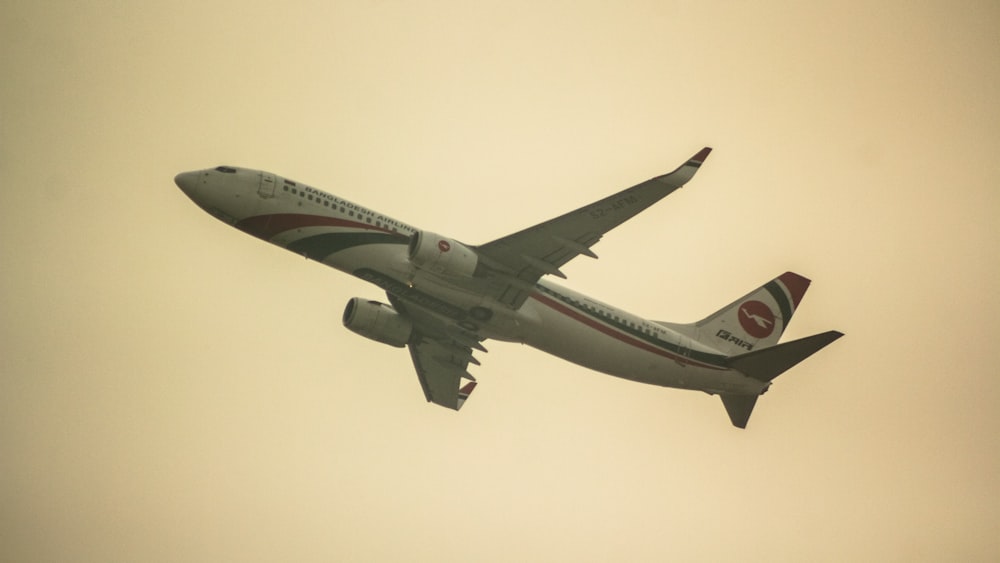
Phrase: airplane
[{"left": 174, "top": 148, "right": 842, "bottom": 428}]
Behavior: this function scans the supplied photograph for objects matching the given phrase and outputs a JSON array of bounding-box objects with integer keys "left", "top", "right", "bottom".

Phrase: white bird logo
[{"left": 740, "top": 307, "right": 774, "bottom": 329}]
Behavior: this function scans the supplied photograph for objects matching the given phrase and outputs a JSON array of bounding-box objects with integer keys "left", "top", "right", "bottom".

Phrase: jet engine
[
  {"left": 407, "top": 230, "right": 479, "bottom": 277},
  {"left": 342, "top": 298, "right": 413, "bottom": 348}
]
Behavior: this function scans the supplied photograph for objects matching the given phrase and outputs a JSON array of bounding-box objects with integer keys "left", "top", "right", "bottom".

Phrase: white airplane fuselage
[{"left": 176, "top": 165, "right": 767, "bottom": 397}]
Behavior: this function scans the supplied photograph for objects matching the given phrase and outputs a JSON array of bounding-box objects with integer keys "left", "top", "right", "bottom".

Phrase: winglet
[
  {"left": 456, "top": 381, "right": 477, "bottom": 410},
  {"left": 657, "top": 147, "right": 713, "bottom": 187},
  {"left": 690, "top": 147, "right": 712, "bottom": 166}
]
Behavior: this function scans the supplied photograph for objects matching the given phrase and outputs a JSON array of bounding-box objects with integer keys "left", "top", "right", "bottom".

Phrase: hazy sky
[{"left": 2, "top": 1, "right": 998, "bottom": 561}]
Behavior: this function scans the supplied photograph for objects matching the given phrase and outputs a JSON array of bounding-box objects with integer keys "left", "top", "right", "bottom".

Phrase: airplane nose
[{"left": 174, "top": 171, "right": 200, "bottom": 195}]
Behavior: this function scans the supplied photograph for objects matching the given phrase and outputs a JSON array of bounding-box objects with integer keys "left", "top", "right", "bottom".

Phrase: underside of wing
[
  {"left": 408, "top": 338, "right": 479, "bottom": 410},
  {"left": 475, "top": 147, "right": 711, "bottom": 308},
  {"left": 387, "top": 293, "right": 484, "bottom": 411}
]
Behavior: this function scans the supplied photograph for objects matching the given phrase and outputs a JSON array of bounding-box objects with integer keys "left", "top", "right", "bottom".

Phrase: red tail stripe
[{"left": 778, "top": 272, "right": 810, "bottom": 308}]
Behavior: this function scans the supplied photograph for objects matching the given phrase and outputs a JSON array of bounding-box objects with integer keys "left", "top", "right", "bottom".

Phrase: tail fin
[
  {"left": 720, "top": 330, "right": 844, "bottom": 428},
  {"left": 663, "top": 272, "right": 812, "bottom": 356}
]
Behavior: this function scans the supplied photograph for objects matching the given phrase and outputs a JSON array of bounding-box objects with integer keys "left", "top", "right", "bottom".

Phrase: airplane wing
[
  {"left": 387, "top": 293, "right": 482, "bottom": 410},
  {"left": 408, "top": 338, "right": 478, "bottom": 410},
  {"left": 475, "top": 147, "right": 712, "bottom": 308}
]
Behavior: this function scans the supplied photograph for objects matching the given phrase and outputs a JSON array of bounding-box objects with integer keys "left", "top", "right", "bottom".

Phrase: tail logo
[
  {"left": 738, "top": 300, "right": 776, "bottom": 338},
  {"left": 438, "top": 240, "right": 451, "bottom": 252}
]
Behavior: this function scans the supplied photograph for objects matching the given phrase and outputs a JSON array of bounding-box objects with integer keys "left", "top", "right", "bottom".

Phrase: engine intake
[
  {"left": 342, "top": 298, "right": 413, "bottom": 348},
  {"left": 407, "top": 230, "right": 479, "bottom": 277}
]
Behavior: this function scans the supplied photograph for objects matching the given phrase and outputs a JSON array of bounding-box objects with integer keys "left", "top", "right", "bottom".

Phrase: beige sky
[{"left": 2, "top": 1, "right": 998, "bottom": 561}]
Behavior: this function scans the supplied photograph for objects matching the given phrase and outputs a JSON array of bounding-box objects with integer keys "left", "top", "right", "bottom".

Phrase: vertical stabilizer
[{"left": 682, "top": 272, "right": 811, "bottom": 356}]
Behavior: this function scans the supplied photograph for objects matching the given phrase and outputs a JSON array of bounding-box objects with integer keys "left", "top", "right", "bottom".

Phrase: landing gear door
[{"left": 258, "top": 172, "right": 276, "bottom": 198}]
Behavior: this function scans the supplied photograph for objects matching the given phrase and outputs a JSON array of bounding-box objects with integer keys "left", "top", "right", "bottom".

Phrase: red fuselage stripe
[{"left": 529, "top": 292, "right": 725, "bottom": 370}]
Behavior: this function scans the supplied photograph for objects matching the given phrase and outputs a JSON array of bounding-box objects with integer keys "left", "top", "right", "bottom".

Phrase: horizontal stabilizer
[
  {"left": 727, "top": 330, "right": 844, "bottom": 382},
  {"left": 720, "top": 394, "right": 759, "bottom": 429}
]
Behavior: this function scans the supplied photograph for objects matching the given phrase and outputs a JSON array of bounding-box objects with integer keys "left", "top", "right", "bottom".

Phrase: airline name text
[
  {"left": 304, "top": 187, "right": 414, "bottom": 233},
  {"left": 716, "top": 329, "right": 755, "bottom": 351}
]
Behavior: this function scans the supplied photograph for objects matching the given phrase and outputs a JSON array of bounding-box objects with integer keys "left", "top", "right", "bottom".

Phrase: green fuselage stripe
[{"left": 286, "top": 232, "right": 406, "bottom": 259}]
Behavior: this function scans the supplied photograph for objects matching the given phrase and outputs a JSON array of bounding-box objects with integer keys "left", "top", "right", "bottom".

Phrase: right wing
[{"left": 475, "top": 147, "right": 712, "bottom": 308}]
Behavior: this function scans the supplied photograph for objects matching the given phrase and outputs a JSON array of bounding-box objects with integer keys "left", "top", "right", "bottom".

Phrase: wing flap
[
  {"left": 388, "top": 292, "right": 485, "bottom": 411},
  {"left": 408, "top": 338, "right": 479, "bottom": 410}
]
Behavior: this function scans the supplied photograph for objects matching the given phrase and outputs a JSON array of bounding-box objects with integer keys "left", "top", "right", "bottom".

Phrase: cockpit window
[{"left": 215, "top": 166, "right": 237, "bottom": 173}]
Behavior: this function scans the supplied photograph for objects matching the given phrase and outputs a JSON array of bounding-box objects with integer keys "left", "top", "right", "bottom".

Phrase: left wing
[
  {"left": 388, "top": 293, "right": 482, "bottom": 411},
  {"left": 475, "top": 147, "right": 712, "bottom": 308},
  {"left": 408, "top": 338, "right": 478, "bottom": 410}
]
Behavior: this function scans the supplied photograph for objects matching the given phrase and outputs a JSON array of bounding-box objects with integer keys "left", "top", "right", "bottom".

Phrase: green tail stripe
[{"left": 764, "top": 280, "right": 793, "bottom": 324}]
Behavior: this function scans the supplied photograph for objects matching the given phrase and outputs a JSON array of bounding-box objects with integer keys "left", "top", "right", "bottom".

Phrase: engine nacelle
[
  {"left": 341, "top": 298, "right": 413, "bottom": 348},
  {"left": 407, "top": 230, "right": 479, "bottom": 277}
]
